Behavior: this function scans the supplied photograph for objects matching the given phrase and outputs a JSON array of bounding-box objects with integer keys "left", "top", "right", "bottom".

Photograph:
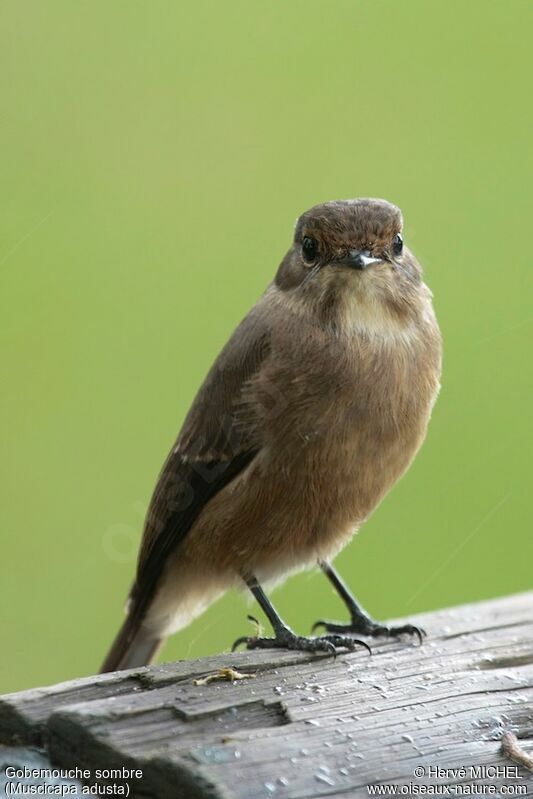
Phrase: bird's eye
[
  {"left": 392, "top": 233, "right": 403, "bottom": 256},
  {"left": 302, "top": 236, "right": 318, "bottom": 263}
]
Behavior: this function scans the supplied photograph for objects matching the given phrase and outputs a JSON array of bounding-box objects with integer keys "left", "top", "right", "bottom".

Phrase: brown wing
[{"left": 129, "top": 300, "right": 272, "bottom": 622}]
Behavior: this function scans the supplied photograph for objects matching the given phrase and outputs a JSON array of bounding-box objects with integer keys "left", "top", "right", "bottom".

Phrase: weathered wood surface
[{"left": 1, "top": 592, "right": 532, "bottom": 798}]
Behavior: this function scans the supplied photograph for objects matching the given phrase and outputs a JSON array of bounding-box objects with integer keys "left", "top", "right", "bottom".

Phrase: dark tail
[{"left": 100, "top": 612, "right": 163, "bottom": 673}]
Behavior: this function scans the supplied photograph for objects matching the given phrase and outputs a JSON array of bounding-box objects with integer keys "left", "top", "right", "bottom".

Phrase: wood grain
[{"left": 1, "top": 592, "right": 532, "bottom": 798}]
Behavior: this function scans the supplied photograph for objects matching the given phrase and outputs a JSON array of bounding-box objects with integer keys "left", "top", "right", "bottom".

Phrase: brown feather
[{"left": 100, "top": 198, "right": 442, "bottom": 672}]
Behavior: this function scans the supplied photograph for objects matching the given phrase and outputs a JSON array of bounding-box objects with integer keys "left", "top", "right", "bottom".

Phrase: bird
[{"left": 100, "top": 198, "right": 442, "bottom": 673}]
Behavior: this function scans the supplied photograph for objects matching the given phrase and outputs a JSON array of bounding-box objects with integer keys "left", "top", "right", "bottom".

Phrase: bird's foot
[
  {"left": 232, "top": 624, "right": 371, "bottom": 657},
  {"left": 312, "top": 617, "right": 425, "bottom": 645}
]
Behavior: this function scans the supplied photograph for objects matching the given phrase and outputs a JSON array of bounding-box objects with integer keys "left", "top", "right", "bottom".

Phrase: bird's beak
[{"left": 335, "top": 250, "right": 384, "bottom": 270}]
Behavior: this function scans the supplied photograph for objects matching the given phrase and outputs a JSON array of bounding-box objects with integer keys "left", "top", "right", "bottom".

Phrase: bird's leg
[
  {"left": 232, "top": 576, "right": 371, "bottom": 657},
  {"left": 312, "top": 562, "right": 425, "bottom": 644}
]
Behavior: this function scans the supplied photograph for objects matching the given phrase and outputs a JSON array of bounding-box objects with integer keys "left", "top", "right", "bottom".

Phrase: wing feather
[{"left": 129, "top": 301, "right": 272, "bottom": 622}]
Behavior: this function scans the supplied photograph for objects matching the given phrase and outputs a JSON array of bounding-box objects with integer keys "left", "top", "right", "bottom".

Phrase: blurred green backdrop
[{"left": 1, "top": 1, "right": 531, "bottom": 694}]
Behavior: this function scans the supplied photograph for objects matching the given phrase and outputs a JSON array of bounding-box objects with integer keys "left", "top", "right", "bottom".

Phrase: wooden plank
[{"left": 1, "top": 592, "right": 532, "bottom": 798}]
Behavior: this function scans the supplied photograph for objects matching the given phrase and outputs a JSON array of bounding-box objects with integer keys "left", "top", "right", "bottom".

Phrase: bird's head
[{"left": 276, "top": 199, "right": 427, "bottom": 329}]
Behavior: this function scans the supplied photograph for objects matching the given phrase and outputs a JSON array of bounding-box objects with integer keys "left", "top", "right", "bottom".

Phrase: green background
[{"left": 1, "top": 1, "right": 531, "bottom": 694}]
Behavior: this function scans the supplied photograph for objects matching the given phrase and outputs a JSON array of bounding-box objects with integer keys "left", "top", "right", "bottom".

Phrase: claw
[
  {"left": 311, "top": 619, "right": 326, "bottom": 633},
  {"left": 229, "top": 628, "right": 366, "bottom": 657},
  {"left": 353, "top": 638, "right": 372, "bottom": 656},
  {"left": 322, "top": 641, "right": 337, "bottom": 659},
  {"left": 311, "top": 618, "right": 425, "bottom": 648},
  {"left": 246, "top": 614, "right": 263, "bottom": 635},
  {"left": 398, "top": 624, "right": 426, "bottom": 646},
  {"left": 321, "top": 634, "right": 372, "bottom": 656},
  {"left": 232, "top": 615, "right": 265, "bottom": 650},
  {"left": 385, "top": 623, "right": 426, "bottom": 645},
  {"left": 231, "top": 635, "right": 254, "bottom": 652}
]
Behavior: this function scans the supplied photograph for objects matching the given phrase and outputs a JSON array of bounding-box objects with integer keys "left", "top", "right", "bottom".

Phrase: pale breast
[{"left": 223, "top": 318, "right": 440, "bottom": 576}]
